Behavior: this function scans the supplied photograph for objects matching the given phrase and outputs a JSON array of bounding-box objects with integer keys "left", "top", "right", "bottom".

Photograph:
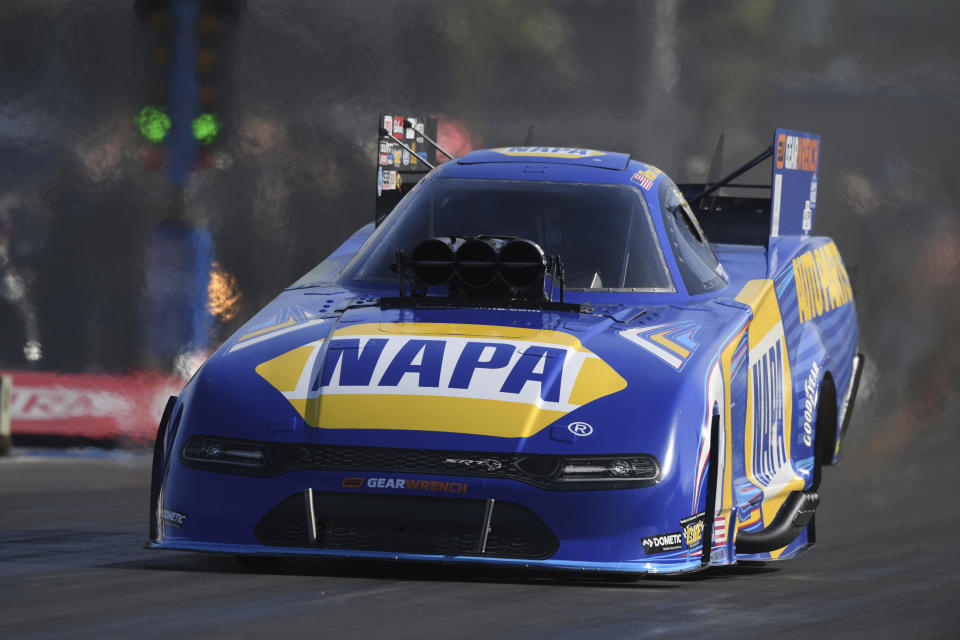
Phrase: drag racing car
[{"left": 146, "top": 123, "right": 862, "bottom": 575}]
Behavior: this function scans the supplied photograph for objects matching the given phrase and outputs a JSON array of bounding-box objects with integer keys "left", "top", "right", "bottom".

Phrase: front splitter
[{"left": 145, "top": 539, "right": 707, "bottom": 576}]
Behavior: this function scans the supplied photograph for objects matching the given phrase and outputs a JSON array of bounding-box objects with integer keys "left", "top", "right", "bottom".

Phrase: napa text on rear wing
[{"left": 681, "top": 128, "right": 821, "bottom": 247}]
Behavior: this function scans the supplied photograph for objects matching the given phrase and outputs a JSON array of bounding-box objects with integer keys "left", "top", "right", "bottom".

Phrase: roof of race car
[
  {"left": 457, "top": 147, "right": 631, "bottom": 169},
  {"left": 438, "top": 147, "right": 662, "bottom": 188}
]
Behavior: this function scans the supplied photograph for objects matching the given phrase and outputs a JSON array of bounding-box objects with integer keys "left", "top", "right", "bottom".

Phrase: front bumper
[{"left": 152, "top": 463, "right": 708, "bottom": 575}]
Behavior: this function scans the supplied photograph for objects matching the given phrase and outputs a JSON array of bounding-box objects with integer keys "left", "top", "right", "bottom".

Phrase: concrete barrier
[{"left": 0, "top": 375, "right": 11, "bottom": 455}]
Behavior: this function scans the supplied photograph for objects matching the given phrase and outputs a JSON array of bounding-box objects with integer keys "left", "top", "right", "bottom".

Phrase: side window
[{"left": 659, "top": 180, "right": 727, "bottom": 295}]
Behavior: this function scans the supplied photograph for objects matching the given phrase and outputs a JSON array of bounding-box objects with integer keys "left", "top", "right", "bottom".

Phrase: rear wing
[
  {"left": 680, "top": 128, "right": 821, "bottom": 247},
  {"left": 376, "top": 114, "right": 451, "bottom": 225}
]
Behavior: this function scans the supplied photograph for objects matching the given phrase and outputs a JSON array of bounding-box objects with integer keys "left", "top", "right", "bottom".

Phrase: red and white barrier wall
[{"left": 0, "top": 371, "right": 183, "bottom": 445}]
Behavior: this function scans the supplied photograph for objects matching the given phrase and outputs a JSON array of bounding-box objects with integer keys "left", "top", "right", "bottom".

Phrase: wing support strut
[{"left": 689, "top": 146, "right": 773, "bottom": 204}]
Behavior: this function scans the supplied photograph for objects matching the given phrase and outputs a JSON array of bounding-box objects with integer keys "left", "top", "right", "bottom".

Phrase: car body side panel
[
  {"left": 715, "top": 320, "right": 749, "bottom": 563},
  {"left": 725, "top": 279, "right": 806, "bottom": 560},
  {"left": 769, "top": 236, "right": 859, "bottom": 463},
  {"left": 728, "top": 235, "right": 857, "bottom": 561}
]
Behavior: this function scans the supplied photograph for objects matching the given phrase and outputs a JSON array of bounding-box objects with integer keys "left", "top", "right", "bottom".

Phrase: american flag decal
[
  {"left": 631, "top": 166, "right": 663, "bottom": 191},
  {"left": 714, "top": 514, "right": 728, "bottom": 545}
]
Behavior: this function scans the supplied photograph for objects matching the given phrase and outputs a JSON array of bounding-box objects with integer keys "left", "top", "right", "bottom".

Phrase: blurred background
[{"left": 0, "top": 0, "right": 957, "bottom": 499}]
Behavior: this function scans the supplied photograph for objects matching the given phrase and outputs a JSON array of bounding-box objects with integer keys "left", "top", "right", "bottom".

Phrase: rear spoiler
[
  {"left": 376, "top": 114, "right": 453, "bottom": 225},
  {"left": 679, "top": 128, "right": 821, "bottom": 247}
]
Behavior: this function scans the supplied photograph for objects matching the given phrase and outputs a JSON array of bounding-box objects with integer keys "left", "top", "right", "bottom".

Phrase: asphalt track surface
[{"left": 1, "top": 439, "right": 958, "bottom": 640}]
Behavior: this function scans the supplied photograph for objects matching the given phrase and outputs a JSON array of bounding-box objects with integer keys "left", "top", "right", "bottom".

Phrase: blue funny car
[{"left": 147, "top": 126, "right": 862, "bottom": 576}]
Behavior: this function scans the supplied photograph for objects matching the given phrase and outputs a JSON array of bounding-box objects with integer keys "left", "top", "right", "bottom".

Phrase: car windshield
[{"left": 339, "top": 178, "right": 674, "bottom": 291}]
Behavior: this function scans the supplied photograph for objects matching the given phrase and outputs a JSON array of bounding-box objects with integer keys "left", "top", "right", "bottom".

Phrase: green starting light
[
  {"left": 136, "top": 106, "right": 171, "bottom": 143},
  {"left": 192, "top": 113, "right": 220, "bottom": 144}
]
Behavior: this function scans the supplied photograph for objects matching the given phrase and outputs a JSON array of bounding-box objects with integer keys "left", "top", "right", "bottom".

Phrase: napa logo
[
  {"left": 255, "top": 323, "right": 626, "bottom": 438},
  {"left": 491, "top": 147, "right": 606, "bottom": 158}
]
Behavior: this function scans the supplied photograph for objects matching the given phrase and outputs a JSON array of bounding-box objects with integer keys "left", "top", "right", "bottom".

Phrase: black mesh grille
[
  {"left": 227, "top": 442, "right": 564, "bottom": 487},
  {"left": 299, "top": 445, "right": 561, "bottom": 485},
  {"left": 255, "top": 492, "right": 559, "bottom": 559},
  {"left": 183, "top": 437, "right": 660, "bottom": 490}
]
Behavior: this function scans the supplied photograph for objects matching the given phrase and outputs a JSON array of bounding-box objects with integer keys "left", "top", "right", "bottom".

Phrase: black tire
[{"left": 812, "top": 377, "right": 837, "bottom": 490}]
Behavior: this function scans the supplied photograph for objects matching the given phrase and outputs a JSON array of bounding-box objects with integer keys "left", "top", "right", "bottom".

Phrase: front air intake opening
[{"left": 255, "top": 492, "right": 559, "bottom": 560}]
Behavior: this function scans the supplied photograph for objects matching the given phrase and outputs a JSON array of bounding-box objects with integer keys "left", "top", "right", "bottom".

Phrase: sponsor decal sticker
[
  {"left": 630, "top": 165, "right": 662, "bottom": 190},
  {"left": 642, "top": 531, "right": 683, "bottom": 555},
  {"left": 680, "top": 511, "right": 706, "bottom": 548},
  {"left": 777, "top": 134, "right": 819, "bottom": 172},
  {"left": 342, "top": 476, "right": 468, "bottom": 495},
  {"left": 735, "top": 278, "right": 805, "bottom": 503},
  {"left": 751, "top": 338, "right": 787, "bottom": 485},
  {"left": 792, "top": 241, "right": 853, "bottom": 324},
  {"left": 162, "top": 509, "right": 187, "bottom": 529},
  {"left": 491, "top": 147, "right": 605, "bottom": 158},
  {"left": 255, "top": 323, "right": 627, "bottom": 438},
  {"left": 801, "top": 361, "right": 820, "bottom": 447},
  {"left": 713, "top": 514, "right": 728, "bottom": 545}
]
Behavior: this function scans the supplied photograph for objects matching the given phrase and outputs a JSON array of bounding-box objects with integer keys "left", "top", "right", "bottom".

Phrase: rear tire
[{"left": 812, "top": 377, "right": 837, "bottom": 490}]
